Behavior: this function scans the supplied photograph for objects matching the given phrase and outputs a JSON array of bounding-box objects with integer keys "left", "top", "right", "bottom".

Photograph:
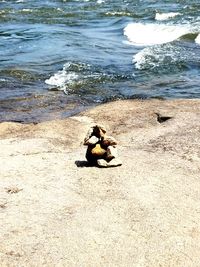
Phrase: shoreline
[
  {"left": 1, "top": 98, "right": 200, "bottom": 266},
  {"left": 0, "top": 96, "right": 197, "bottom": 125}
]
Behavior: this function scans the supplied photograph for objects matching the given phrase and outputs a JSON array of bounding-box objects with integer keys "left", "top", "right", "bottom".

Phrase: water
[{"left": 1, "top": 0, "right": 200, "bottom": 122}]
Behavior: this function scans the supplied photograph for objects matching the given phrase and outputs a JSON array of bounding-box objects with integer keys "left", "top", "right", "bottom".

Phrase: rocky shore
[{"left": 1, "top": 99, "right": 200, "bottom": 267}]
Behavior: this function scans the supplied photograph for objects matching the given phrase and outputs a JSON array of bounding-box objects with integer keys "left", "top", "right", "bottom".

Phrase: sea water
[{"left": 1, "top": 0, "right": 200, "bottom": 122}]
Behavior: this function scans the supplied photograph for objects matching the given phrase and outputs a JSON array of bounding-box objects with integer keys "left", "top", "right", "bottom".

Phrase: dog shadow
[{"left": 75, "top": 160, "right": 95, "bottom": 168}]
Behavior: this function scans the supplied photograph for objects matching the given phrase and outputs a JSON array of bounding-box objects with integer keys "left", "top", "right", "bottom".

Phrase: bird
[{"left": 155, "top": 112, "right": 173, "bottom": 123}]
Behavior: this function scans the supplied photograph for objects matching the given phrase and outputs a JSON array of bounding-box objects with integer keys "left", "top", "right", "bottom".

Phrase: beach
[{"left": 1, "top": 99, "right": 200, "bottom": 266}]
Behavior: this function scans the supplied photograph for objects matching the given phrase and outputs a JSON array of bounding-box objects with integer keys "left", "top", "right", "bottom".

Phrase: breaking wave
[
  {"left": 124, "top": 22, "right": 200, "bottom": 71},
  {"left": 124, "top": 22, "right": 191, "bottom": 46},
  {"left": 45, "top": 63, "right": 79, "bottom": 93},
  {"left": 132, "top": 43, "right": 198, "bottom": 71},
  {"left": 133, "top": 45, "right": 181, "bottom": 70},
  {"left": 155, "top": 12, "right": 181, "bottom": 21},
  {"left": 45, "top": 62, "right": 125, "bottom": 95},
  {"left": 195, "top": 33, "right": 200, "bottom": 44}
]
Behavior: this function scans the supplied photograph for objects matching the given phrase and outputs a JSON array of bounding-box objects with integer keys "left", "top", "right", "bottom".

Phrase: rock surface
[{"left": 1, "top": 99, "right": 200, "bottom": 266}]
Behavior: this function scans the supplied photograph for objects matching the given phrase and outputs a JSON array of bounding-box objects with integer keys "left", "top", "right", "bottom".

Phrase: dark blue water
[{"left": 1, "top": 0, "right": 200, "bottom": 122}]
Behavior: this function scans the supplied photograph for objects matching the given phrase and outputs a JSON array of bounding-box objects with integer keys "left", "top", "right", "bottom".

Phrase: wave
[
  {"left": 155, "top": 12, "right": 180, "bottom": 21},
  {"left": 195, "top": 33, "right": 200, "bottom": 44},
  {"left": 45, "top": 72, "right": 78, "bottom": 91},
  {"left": 133, "top": 45, "right": 174, "bottom": 70},
  {"left": 124, "top": 22, "right": 191, "bottom": 46},
  {"left": 124, "top": 22, "right": 200, "bottom": 71},
  {"left": 45, "top": 63, "right": 81, "bottom": 93},
  {"left": 133, "top": 43, "right": 197, "bottom": 71},
  {"left": 45, "top": 62, "right": 123, "bottom": 95},
  {"left": 97, "top": 0, "right": 105, "bottom": 4},
  {"left": 106, "top": 11, "right": 132, "bottom": 16}
]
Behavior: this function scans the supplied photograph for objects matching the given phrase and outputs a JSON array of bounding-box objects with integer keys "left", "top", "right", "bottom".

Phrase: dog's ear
[
  {"left": 93, "top": 125, "right": 106, "bottom": 138},
  {"left": 84, "top": 126, "right": 94, "bottom": 145},
  {"left": 97, "top": 125, "right": 106, "bottom": 134}
]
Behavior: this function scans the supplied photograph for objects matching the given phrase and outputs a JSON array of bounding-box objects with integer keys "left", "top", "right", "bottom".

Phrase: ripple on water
[{"left": 1, "top": 0, "right": 200, "bottom": 122}]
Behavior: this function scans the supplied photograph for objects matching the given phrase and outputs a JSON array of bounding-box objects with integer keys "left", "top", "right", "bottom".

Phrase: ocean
[{"left": 1, "top": 0, "right": 200, "bottom": 122}]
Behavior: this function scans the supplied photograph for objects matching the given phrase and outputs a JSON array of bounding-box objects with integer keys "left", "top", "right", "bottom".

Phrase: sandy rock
[{"left": 1, "top": 99, "right": 200, "bottom": 266}]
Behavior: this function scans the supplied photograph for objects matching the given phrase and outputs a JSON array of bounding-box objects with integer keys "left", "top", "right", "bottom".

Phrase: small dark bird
[{"left": 155, "top": 112, "right": 173, "bottom": 123}]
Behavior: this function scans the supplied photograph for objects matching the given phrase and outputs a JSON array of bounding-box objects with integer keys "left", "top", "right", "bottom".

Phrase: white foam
[
  {"left": 155, "top": 12, "right": 180, "bottom": 21},
  {"left": 106, "top": 11, "right": 131, "bottom": 16},
  {"left": 97, "top": 0, "right": 104, "bottom": 4},
  {"left": 133, "top": 47, "right": 157, "bottom": 69},
  {"left": 133, "top": 49, "right": 147, "bottom": 69},
  {"left": 195, "top": 33, "right": 200, "bottom": 44},
  {"left": 124, "top": 23, "right": 190, "bottom": 46},
  {"left": 133, "top": 44, "right": 185, "bottom": 70},
  {"left": 45, "top": 64, "right": 78, "bottom": 90},
  {"left": 22, "top": 9, "right": 32, "bottom": 12}
]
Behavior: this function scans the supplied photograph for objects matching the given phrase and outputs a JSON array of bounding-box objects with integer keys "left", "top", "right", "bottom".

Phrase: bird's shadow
[{"left": 75, "top": 160, "right": 96, "bottom": 168}]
